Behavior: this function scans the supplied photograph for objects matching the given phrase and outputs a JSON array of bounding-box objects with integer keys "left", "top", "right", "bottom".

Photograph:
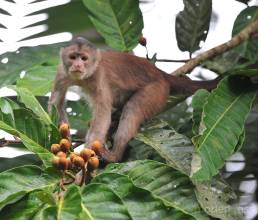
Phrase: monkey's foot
[{"left": 98, "top": 148, "right": 120, "bottom": 163}]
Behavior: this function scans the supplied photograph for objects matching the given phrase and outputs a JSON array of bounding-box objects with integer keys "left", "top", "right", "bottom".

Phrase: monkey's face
[{"left": 62, "top": 46, "right": 93, "bottom": 80}]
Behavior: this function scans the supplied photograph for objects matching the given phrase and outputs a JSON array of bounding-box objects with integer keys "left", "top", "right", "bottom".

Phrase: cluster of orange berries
[{"left": 51, "top": 123, "right": 102, "bottom": 172}]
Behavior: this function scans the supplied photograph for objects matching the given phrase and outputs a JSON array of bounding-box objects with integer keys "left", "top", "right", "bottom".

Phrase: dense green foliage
[{"left": 0, "top": 0, "right": 257, "bottom": 219}]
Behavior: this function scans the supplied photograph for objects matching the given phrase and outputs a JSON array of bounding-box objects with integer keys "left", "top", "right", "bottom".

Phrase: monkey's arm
[
  {"left": 48, "top": 70, "right": 69, "bottom": 124},
  {"left": 85, "top": 89, "right": 112, "bottom": 147}
]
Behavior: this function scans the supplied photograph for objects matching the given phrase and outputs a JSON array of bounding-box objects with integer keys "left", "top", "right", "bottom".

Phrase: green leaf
[
  {"left": 33, "top": 206, "right": 57, "bottom": 220},
  {"left": 0, "top": 44, "right": 60, "bottom": 87},
  {"left": 57, "top": 186, "right": 86, "bottom": 220},
  {"left": 235, "top": 130, "right": 245, "bottom": 151},
  {"left": 0, "top": 154, "right": 41, "bottom": 172},
  {"left": 136, "top": 119, "right": 193, "bottom": 175},
  {"left": 66, "top": 100, "right": 92, "bottom": 134},
  {"left": 16, "top": 65, "right": 56, "bottom": 96},
  {"left": 11, "top": 86, "right": 52, "bottom": 125},
  {"left": 0, "top": 165, "right": 59, "bottom": 211},
  {"left": 103, "top": 160, "right": 210, "bottom": 220},
  {"left": 194, "top": 181, "right": 243, "bottom": 220},
  {"left": 191, "top": 77, "right": 257, "bottom": 181},
  {"left": 175, "top": 0, "right": 212, "bottom": 54},
  {"left": 82, "top": 0, "right": 144, "bottom": 51},
  {"left": 0, "top": 192, "right": 44, "bottom": 220},
  {"left": 202, "top": 51, "right": 241, "bottom": 74},
  {"left": 232, "top": 6, "right": 258, "bottom": 62},
  {"left": 229, "top": 68, "right": 258, "bottom": 77},
  {"left": 0, "top": 98, "right": 53, "bottom": 167},
  {"left": 81, "top": 183, "right": 131, "bottom": 220},
  {"left": 126, "top": 139, "right": 164, "bottom": 162},
  {"left": 92, "top": 174, "right": 195, "bottom": 220},
  {"left": 192, "top": 89, "right": 210, "bottom": 135}
]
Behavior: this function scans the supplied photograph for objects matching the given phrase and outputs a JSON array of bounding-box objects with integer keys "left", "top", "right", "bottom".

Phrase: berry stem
[
  {"left": 64, "top": 171, "right": 76, "bottom": 180},
  {"left": 79, "top": 166, "right": 87, "bottom": 186}
]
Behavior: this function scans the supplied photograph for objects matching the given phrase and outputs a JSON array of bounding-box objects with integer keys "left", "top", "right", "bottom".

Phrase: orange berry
[
  {"left": 50, "top": 144, "right": 60, "bottom": 154},
  {"left": 70, "top": 152, "right": 80, "bottom": 163},
  {"left": 52, "top": 156, "right": 68, "bottom": 170},
  {"left": 58, "top": 157, "right": 69, "bottom": 170},
  {"left": 91, "top": 140, "right": 103, "bottom": 155},
  {"left": 59, "top": 123, "right": 70, "bottom": 138},
  {"left": 59, "top": 139, "right": 71, "bottom": 152},
  {"left": 56, "top": 151, "right": 66, "bottom": 158},
  {"left": 72, "top": 156, "right": 85, "bottom": 168},
  {"left": 52, "top": 156, "right": 60, "bottom": 168},
  {"left": 66, "top": 157, "right": 72, "bottom": 169},
  {"left": 87, "top": 157, "right": 99, "bottom": 171},
  {"left": 80, "top": 148, "right": 96, "bottom": 162}
]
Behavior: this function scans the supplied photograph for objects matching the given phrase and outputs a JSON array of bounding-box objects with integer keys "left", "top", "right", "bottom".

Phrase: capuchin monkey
[{"left": 48, "top": 37, "right": 219, "bottom": 162}]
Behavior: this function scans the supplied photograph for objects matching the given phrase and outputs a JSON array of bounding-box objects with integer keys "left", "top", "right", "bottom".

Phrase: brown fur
[{"left": 49, "top": 38, "right": 219, "bottom": 162}]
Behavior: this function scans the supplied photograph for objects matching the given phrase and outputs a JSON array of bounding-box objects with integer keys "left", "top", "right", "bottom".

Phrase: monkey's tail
[{"left": 164, "top": 74, "right": 221, "bottom": 95}]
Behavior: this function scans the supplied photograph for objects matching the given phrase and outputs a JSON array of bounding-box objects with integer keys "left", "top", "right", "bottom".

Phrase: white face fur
[{"left": 62, "top": 45, "right": 101, "bottom": 80}]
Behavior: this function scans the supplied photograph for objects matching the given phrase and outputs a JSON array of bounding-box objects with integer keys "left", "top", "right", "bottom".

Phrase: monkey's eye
[
  {"left": 69, "top": 55, "right": 76, "bottom": 60},
  {"left": 81, "top": 56, "right": 88, "bottom": 61}
]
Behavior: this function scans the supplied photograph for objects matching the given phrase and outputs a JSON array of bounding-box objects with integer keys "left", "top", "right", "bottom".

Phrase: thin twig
[
  {"left": 60, "top": 172, "right": 66, "bottom": 191},
  {"left": 64, "top": 179, "right": 75, "bottom": 185},
  {"left": 172, "top": 20, "right": 258, "bottom": 76},
  {"left": 64, "top": 171, "right": 76, "bottom": 180},
  {"left": 155, "top": 58, "right": 190, "bottom": 63},
  {"left": 79, "top": 166, "right": 86, "bottom": 186},
  {"left": 146, "top": 53, "right": 189, "bottom": 63}
]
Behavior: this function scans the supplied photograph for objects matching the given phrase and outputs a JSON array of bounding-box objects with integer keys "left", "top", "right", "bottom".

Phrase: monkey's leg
[{"left": 100, "top": 81, "right": 170, "bottom": 162}]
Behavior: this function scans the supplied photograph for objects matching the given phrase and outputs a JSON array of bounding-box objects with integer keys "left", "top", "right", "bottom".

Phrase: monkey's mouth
[
  {"left": 69, "top": 70, "right": 84, "bottom": 79},
  {"left": 71, "top": 70, "right": 83, "bottom": 74}
]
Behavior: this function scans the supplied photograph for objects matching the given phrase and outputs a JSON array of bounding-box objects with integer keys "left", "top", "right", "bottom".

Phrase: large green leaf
[
  {"left": 232, "top": 6, "right": 258, "bottom": 62},
  {"left": 0, "top": 44, "right": 60, "bottom": 87},
  {"left": 191, "top": 77, "right": 257, "bottom": 181},
  {"left": 57, "top": 186, "right": 87, "bottom": 220},
  {"left": 0, "top": 98, "right": 53, "bottom": 167},
  {"left": 16, "top": 65, "right": 56, "bottom": 96},
  {"left": 0, "top": 166, "right": 59, "bottom": 211},
  {"left": 194, "top": 181, "right": 243, "bottom": 220},
  {"left": 33, "top": 206, "right": 57, "bottom": 220},
  {"left": 81, "top": 183, "right": 131, "bottom": 220},
  {"left": 91, "top": 174, "right": 195, "bottom": 220},
  {"left": 12, "top": 86, "right": 52, "bottom": 125},
  {"left": 136, "top": 119, "right": 193, "bottom": 175},
  {"left": 0, "top": 154, "right": 41, "bottom": 172},
  {"left": 0, "top": 192, "right": 45, "bottom": 220},
  {"left": 202, "top": 51, "right": 241, "bottom": 75},
  {"left": 103, "top": 160, "right": 210, "bottom": 220},
  {"left": 126, "top": 139, "right": 164, "bottom": 162},
  {"left": 82, "top": 0, "right": 144, "bottom": 51},
  {"left": 192, "top": 89, "right": 210, "bottom": 136},
  {"left": 175, "top": 0, "right": 212, "bottom": 54}
]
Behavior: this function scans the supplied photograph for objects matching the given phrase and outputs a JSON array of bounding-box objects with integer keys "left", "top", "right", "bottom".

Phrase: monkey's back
[{"left": 100, "top": 51, "right": 167, "bottom": 91}]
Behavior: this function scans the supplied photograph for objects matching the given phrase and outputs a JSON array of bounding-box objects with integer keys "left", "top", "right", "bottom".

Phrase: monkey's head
[{"left": 61, "top": 37, "right": 100, "bottom": 80}]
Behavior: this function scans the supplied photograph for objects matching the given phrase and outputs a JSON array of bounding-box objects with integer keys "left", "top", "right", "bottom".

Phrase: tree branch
[
  {"left": 155, "top": 58, "right": 190, "bottom": 63},
  {"left": 172, "top": 20, "right": 258, "bottom": 76}
]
